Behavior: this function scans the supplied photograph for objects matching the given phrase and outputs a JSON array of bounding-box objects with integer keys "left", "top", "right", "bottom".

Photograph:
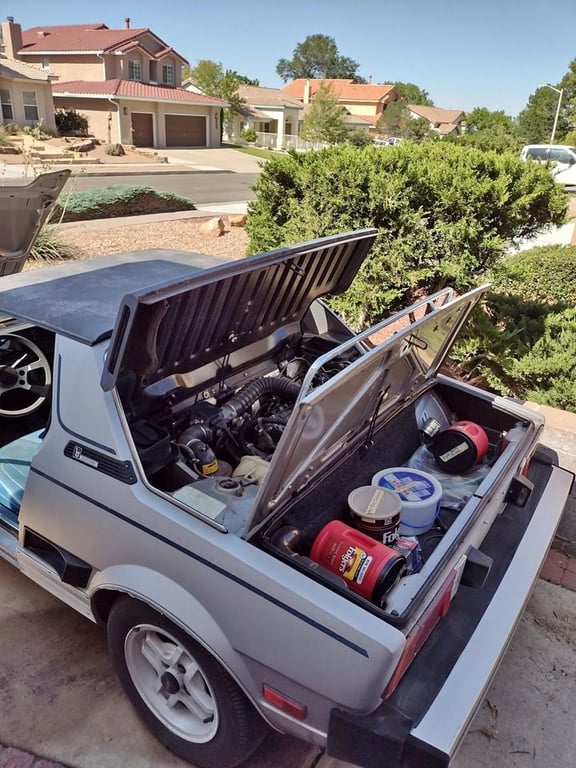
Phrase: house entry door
[{"left": 131, "top": 113, "right": 153, "bottom": 147}]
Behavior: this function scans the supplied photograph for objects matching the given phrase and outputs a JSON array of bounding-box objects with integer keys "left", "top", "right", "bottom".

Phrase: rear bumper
[{"left": 327, "top": 459, "right": 573, "bottom": 767}]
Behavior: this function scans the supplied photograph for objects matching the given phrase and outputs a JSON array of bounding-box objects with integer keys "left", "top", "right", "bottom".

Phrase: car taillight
[{"left": 383, "top": 562, "right": 463, "bottom": 698}]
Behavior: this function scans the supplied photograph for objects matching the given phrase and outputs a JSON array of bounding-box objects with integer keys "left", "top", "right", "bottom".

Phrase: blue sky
[{"left": 10, "top": 0, "right": 576, "bottom": 116}]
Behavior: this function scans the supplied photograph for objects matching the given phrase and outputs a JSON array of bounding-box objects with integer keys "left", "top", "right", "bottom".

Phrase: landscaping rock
[
  {"left": 104, "top": 143, "right": 126, "bottom": 157},
  {"left": 199, "top": 217, "right": 225, "bottom": 237},
  {"left": 228, "top": 213, "right": 247, "bottom": 228},
  {"left": 67, "top": 139, "right": 95, "bottom": 153}
]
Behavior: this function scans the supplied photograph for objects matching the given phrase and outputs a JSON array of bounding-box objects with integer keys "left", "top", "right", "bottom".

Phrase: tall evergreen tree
[{"left": 276, "top": 34, "right": 365, "bottom": 82}]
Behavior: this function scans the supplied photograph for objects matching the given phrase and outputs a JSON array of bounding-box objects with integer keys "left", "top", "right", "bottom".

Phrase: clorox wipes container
[{"left": 371, "top": 467, "right": 443, "bottom": 536}]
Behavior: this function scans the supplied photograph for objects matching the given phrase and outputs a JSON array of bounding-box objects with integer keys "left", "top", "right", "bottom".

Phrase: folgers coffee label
[
  {"left": 311, "top": 520, "right": 406, "bottom": 606},
  {"left": 336, "top": 543, "right": 372, "bottom": 585}
]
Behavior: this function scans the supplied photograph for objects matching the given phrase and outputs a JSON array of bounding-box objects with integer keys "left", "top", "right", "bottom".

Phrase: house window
[
  {"left": 0, "top": 90, "right": 13, "bottom": 121},
  {"left": 162, "top": 65, "right": 175, "bottom": 85},
  {"left": 128, "top": 60, "right": 142, "bottom": 81},
  {"left": 22, "top": 91, "right": 39, "bottom": 122},
  {"left": 42, "top": 57, "right": 50, "bottom": 71}
]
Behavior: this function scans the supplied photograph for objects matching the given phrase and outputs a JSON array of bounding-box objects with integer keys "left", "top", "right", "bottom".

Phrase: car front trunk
[{"left": 257, "top": 379, "right": 537, "bottom": 626}]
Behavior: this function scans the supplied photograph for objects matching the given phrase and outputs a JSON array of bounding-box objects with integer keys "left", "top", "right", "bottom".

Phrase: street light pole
[{"left": 541, "top": 84, "right": 564, "bottom": 143}]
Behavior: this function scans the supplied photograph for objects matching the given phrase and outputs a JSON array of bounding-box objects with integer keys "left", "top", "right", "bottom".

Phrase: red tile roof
[
  {"left": 282, "top": 78, "right": 397, "bottom": 102},
  {"left": 22, "top": 24, "right": 147, "bottom": 52},
  {"left": 237, "top": 85, "right": 303, "bottom": 109},
  {"left": 52, "top": 79, "right": 227, "bottom": 105},
  {"left": 407, "top": 104, "right": 465, "bottom": 133},
  {"left": 0, "top": 55, "right": 54, "bottom": 81},
  {"left": 20, "top": 23, "right": 187, "bottom": 62}
]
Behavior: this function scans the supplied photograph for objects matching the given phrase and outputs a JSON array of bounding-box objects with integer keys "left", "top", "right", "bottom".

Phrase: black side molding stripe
[{"left": 29, "top": 466, "right": 369, "bottom": 658}]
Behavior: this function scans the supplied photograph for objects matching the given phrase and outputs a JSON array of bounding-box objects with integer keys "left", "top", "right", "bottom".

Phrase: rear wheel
[{"left": 107, "top": 597, "right": 269, "bottom": 768}]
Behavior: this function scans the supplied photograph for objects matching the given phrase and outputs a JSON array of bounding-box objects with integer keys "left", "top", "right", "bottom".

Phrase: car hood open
[
  {"left": 101, "top": 229, "right": 378, "bottom": 392},
  {"left": 0, "top": 170, "right": 71, "bottom": 275}
]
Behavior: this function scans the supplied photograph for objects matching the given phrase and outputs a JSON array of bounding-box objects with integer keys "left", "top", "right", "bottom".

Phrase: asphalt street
[{"left": 61, "top": 171, "right": 260, "bottom": 204}]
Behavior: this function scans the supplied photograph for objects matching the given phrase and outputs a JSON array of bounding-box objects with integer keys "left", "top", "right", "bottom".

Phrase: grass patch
[
  {"left": 53, "top": 184, "right": 196, "bottom": 223},
  {"left": 223, "top": 142, "right": 272, "bottom": 161}
]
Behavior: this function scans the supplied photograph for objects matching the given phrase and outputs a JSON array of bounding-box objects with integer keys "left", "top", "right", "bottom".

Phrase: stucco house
[
  {"left": 407, "top": 104, "right": 466, "bottom": 136},
  {"left": 221, "top": 85, "right": 303, "bottom": 149},
  {"left": 4, "top": 18, "right": 226, "bottom": 148},
  {"left": 1, "top": 20, "right": 57, "bottom": 132},
  {"left": 281, "top": 78, "right": 401, "bottom": 133}
]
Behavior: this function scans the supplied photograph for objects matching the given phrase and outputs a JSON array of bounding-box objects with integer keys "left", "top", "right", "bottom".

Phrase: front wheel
[{"left": 107, "top": 597, "right": 269, "bottom": 768}]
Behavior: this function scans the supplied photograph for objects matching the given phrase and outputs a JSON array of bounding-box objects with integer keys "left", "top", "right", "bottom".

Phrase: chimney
[
  {"left": 125, "top": 17, "right": 131, "bottom": 29},
  {"left": 303, "top": 79, "right": 311, "bottom": 104},
  {"left": 1, "top": 18, "right": 23, "bottom": 58},
  {"left": 369, "top": 75, "right": 372, "bottom": 84}
]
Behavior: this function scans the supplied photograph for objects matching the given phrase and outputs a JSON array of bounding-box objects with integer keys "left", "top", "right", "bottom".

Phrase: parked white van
[{"left": 520, "top": 144, "right": 576, "bottom": 186}]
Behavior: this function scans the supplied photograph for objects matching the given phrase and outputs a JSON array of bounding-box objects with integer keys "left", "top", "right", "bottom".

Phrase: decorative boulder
[
  {"left": 104, "top": 143, "right": 126, "bottom": 156},
  {"left": 228, "top": 213, "right": 247, "bottom": 228},
  {"left": 68, "top": 139, "right": 96, "bottom": 153},
  {"left": 199, "top": 217, "right": 225, "bottom": 237}
]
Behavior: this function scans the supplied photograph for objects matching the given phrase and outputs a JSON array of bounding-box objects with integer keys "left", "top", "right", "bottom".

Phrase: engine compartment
[{"left": 123, "top": 329, "right": 362, "bottom": 490}]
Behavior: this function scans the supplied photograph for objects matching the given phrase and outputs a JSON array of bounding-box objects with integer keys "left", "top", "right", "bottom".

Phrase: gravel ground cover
[{"left": 50, "top": 216, "right": 248, "bottom": 262}]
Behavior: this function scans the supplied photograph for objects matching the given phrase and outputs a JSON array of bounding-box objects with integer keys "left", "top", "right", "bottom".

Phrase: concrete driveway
[
  {"left": 152, "top": 147, "right": 265, "bottom": 174},
  {"left": 1, "top": 561, "right": 575, "bottom": 768}
]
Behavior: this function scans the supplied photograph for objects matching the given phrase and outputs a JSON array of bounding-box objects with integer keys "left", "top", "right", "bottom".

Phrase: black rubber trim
[
  {"left": 23, "top": 527, "right": 93, "bottom": 587},
  {"left": 388, "top": 454, "right": 554, "bottom": 724},
  {"left": 328, "top": 702, "right": 448, "bottom": 768}
]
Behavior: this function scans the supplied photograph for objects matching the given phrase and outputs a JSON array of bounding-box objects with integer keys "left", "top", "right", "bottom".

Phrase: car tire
[{"left": 107, "top": 596, "right": 269, "bottom": 768}]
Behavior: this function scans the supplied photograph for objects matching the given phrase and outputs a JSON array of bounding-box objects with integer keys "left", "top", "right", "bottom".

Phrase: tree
[
  {"left": 453, "top": 107, "right": 521, "bottom": 153},
  {"left": 393, "top": 82, "right": 434, "bottom": 106},
  {"left": 465, "top": 107, "right": 515, "bottom": 133},
  {"left": 301, "top": 84, "right": 348, "bottom": 144},
  {"left": 376, "top": 99, "right": 411, "bottom": 136},
  {"left": 184, "top": 60, "right": 247, "bottom": 137},
  {"left": 375, "top": 100, "right": 433, "bottom": 141},
  {"left": 276, "top": 34, "right": 365, "bottom": 82},
  {"left": 516, "top": 86, "right": 570, "bottom": 144}
]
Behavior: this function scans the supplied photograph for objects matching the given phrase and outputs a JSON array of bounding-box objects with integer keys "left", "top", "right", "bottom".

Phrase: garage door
[{"left": 165, "top": 115, "right": 206, "bottom": 147}]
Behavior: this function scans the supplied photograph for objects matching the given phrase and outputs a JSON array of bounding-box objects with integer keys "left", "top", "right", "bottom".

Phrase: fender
[{"left": 89, "top": 564, "right": 263, "bottom": 705}]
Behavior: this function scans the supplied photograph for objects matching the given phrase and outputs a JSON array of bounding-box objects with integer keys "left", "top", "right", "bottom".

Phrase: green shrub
[
  {"left": 246, "top": 143, "right": 566, "bottom": 328},
  {"left": 346, "top": 130, "right": 373, "bottom": 148},
  {"left": 450, "top": 244, "right": 576, "bottom": 409},
  {"left": 240, "top": 128, "right": 257, "bottom": 143},
  {"left": 55, "top": 108, "right": 89, "bottom": 136},
  {"left": 53, "top": 185, "right": 195, "bottom": 222},
  {"left": 23, "top": 123, "right": 54, "bottom": 140},
  {"left": 490, "top": 244, "right": 576, "bottom": 304},
  {"left": 0, "top": 126, "right": 15, "bottom": 148}
]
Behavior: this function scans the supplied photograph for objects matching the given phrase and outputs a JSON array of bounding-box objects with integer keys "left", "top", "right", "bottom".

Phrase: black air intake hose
[{"left": 218, "top": 377, "right": 301, "bottom": 423}]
